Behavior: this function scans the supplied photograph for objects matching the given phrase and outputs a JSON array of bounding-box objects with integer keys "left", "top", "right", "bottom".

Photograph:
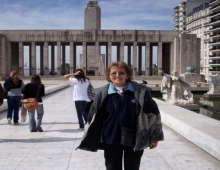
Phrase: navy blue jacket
[{"left": 101, "top": 85, "right": 136, "bottom": 145}]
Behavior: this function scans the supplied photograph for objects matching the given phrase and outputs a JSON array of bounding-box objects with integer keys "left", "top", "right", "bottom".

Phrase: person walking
[
  {"left": 77, "top": 62, "right": 164, "bottom": 170},
  {"left": 0, "top": 83, "right": 4, "bottom": 106},
  {"left": 22, "top": 75, "right": 45, "bottom": 132},
  {"left": 4, "top": 71, "right": 24, "bottom": 125},
  {"left": 64, "top": 69, "right": 92, "bottom": 130}
]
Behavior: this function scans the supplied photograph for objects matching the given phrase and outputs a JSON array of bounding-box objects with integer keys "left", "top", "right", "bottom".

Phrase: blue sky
[
  {"left": 0, "top": 0, "right": 183, "bottom": 72},
  {"left": 0, "top": 0, "right": 183, "bottom": 30}
]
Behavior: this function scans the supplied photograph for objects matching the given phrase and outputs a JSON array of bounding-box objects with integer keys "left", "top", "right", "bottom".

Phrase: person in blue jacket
[{"left": 77, "top": 62, "right": 164, "bottom": 170}]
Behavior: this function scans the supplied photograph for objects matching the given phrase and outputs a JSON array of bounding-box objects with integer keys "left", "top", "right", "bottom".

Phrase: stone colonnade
[
  {"left": 0, "top": 30, "right": 200, "bottom": 80},
  {"left": 13, "top": 41, "right": 171, "bottom": 76}
]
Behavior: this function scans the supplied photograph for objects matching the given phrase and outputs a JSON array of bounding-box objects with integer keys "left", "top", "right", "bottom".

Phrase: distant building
[
  {"left": 174, "top": 0, "right": 210, "bottom": 33},
  {"left": 209, "top": 0, "right": 220, "bottom": 74},
  {"left": 174, "top": 0, "right": 211, "bottom": 80},
  {"left": 186, "top": 3, "right": 210, "bottom": 80},
  {"left": 173, "top": 0, "right": 187, "bottom": 33}
]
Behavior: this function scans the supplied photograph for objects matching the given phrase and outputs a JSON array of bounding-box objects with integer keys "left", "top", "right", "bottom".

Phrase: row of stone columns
[{"left": 17, "top": 41, "right": 164, "bottom": 76}]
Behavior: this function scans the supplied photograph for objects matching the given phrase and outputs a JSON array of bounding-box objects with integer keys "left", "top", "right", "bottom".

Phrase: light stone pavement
[{"left": 0, "top": 80, "right": 220, "bottom": 170}]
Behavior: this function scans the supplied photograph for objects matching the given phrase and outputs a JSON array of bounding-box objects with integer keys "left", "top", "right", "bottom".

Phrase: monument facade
[{"left": 0, "top": 0, "right": 201, "bottom": 80}]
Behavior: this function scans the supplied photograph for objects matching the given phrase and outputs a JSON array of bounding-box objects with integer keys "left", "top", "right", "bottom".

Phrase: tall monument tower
[
  {"left": 82, "top": 0, "right": 104, "bottom": 76},
  {"left": 84, "top": 0, "right": 101, "bottom": 30}
]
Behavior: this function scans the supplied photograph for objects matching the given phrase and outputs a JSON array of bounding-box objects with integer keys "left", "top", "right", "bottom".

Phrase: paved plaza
[{"left": 0, "top": 80, "right": 220, "bottom": 170}]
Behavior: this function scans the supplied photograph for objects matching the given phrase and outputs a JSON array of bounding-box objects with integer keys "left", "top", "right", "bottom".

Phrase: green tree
[{"left": 152, "top": 64, "right": 158, "bottom": 75}]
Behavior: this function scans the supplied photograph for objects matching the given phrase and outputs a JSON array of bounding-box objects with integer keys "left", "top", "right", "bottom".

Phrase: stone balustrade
[{"left": 155, "top": 98, "right": 220, "bottom": 160}]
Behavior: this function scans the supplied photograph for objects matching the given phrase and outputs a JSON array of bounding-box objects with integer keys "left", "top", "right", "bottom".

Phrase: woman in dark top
[
  {"left": 22, "top": 75, "right": 45, "bottom": 132},
  {"left": 4, "top": 70, "right": 24, "bottom": 125}
]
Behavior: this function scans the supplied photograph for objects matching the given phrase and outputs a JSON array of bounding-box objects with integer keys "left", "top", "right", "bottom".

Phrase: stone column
[
  {"left": 170, "top": 42, "right": 174, "bottom": 74},
  {"left": 43, "top": 42, "right": 48, "bottom": 75},
  {"left": 51, "top": 45, "right": 55, "bottom": 74},
  {"left": 117, "top": 45, "right": 120, "bottom": 61},
  {"left": 0, "top": 36, "right": 7, "bottom": 79},
  {"left": 28, "top": 45, "right": 31, "bottom": 75},
  {"left": 138, "top": 45, "right": 142, "bottom": 75},
  {"left": 107, "top": 42, "right": 112, "bottom": 67},
  {"left": 7, "top": 42, "right": 12, "bottom": 73},
  {"left": 82, "top": 42, "right": 87, "bottom": 73},
  {"left": 173, "top": 37, "right": 180, "bottom": 72},
  {"left": 73, "top": 45, "right": 77, "bottom": 72},
  {"left": 70, "top": 42, "right": 74, "bottom": 73},
  {"left": 133, "top": 42, "right": 137, "bottom": 76},
  {"left": 31, "top": 42, "right": 36, "bottom": 75},
  {"left": 18, "top": 42, "right": 24, "bottom": 75},
  {"left": 196, "top": 38, "right": 201, "bottom": 74},
  {"left": 95, "top": 42, "right": 100, "bottom": 76},
  {"left": 62, "top": 45, "right": 66, "bottom": 75},
  {"left": 127, "top": 45, "right": 131, "bottom": 67},
  {"left": 120, "top": 42, "right": 124, "bottom": 62},
  {"left": 158, "top": 42, "right": 162, "bottom": 76},
  {"left": 145, "top": 42, "right": 150, "bottom": 76},
  {"left": 57, "top": 42, "right": 61, "bottom": 75},
  {"left": 99, "top": 54, "right": 105, "bottom": 76},
  {"left": 40, "top": 45, "right": 44, "bottom": 75}
]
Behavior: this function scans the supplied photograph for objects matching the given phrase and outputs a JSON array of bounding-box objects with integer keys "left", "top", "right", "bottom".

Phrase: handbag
[
  {"left": 22, "top": 85, "right": 41, "bottom": 111},
  {"left": 121, "top": 127, "right": 136, "bottom": 147},
  {"left": 22, "top": 98, "right": 38, "bottom": 110}
]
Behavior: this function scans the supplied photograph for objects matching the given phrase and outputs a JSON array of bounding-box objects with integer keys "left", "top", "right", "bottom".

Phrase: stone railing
[{"left": 155, "top": 98, "right": 220, "bottom": 161}]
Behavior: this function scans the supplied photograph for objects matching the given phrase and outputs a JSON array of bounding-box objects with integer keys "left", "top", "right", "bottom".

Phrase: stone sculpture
[
  {"left": 160, "top": 70, "right": 194, "bottom": 104},
  {"left": 207, "top": 74, "right": 220, "bottom": 94}
]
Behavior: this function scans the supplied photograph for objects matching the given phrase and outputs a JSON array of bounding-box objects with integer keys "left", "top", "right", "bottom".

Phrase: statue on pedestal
[{"left": 160, "top": 70, "right": 194, "bottom": 104}]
